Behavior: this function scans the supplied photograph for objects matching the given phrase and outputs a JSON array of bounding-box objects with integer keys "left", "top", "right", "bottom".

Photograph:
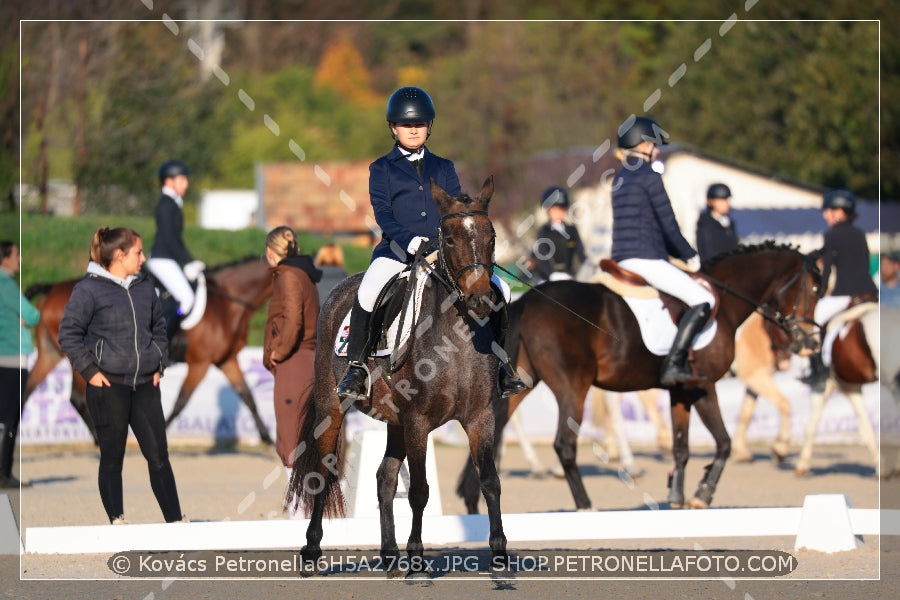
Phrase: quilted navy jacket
[
  {"left": 610, "top": 161, "right": 697, "bottom": 262},
  {"left": 58, "top": 263, "right": 168, "bottom": 388},
  {"left": 369, "top": 144, "right": 461, "bottom": 262}
]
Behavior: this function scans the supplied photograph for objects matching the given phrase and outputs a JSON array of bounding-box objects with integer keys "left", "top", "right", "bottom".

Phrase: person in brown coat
[{"left": 263, "top": 226, "right": 322, "bottom": 477}]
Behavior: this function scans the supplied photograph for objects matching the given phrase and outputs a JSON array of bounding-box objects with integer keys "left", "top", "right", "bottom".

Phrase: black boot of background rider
[
  {"left": 489, "top": 302, "right": 527, "bottom": 398},
  {"left": 336, "top": 298, "right": 374, "bottom": 400},
  {"left": 165, "top": 306, "right": 187, "bottom": 363},
  {"left": 799, "top": 353, "right": 828, "bottom": 392},
  {"left": 659, "top": 302, "right": 711, "bottom": 386}
]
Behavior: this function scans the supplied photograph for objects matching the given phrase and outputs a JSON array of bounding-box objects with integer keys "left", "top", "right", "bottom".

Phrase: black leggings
[
  {"left": 0, "top": 367, "right": 26, "bottom": 478},
  {"left": 85, "top": 379, "right": 182, "bottom": 523}
]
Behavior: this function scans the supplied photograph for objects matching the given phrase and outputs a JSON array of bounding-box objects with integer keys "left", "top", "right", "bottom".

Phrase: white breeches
[
  {"left": 146, "top": 258, "right": 194, "bottom": 314},
  {"left": 358, "top": 257, "right": 510, "bottom": 312},
  {"left": 618, "top": 258, "right": 715, "bottom": 307},
  {"left": 814, "top": 295, "right": 850, "bottom": 326}
]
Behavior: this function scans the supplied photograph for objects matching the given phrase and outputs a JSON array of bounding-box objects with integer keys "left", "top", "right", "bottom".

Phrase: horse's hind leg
[
  {"left": 219, "top": 357, "right": 275, "bottom": 446},
  {"left": 688, "top": 387, "right": 731, "bottom": 509},
  {"left": 462, "top": 408, "right": 507, "bottom": 570},
  {"left": 70, "top": 375, "right": 98, "bottom": 444},
  {"left": 376, "top": 424, "right": 405, "bottom": 576},
  {"left": 667, "top": 392, "right": 692, "bottom": 509},
  {"left": 603, "top": 391, "right": 644, "bottom": 478},
  {"left": 549, "top": 381, "right": 591, "bottom": 510},
  {"left": 845, "top": 387, "right": 878, "bottom": 470}
]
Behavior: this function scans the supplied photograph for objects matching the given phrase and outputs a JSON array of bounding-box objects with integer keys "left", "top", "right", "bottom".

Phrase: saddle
[
  {"left": 335, "top": 253, "right": 438, "bottom": 372},
  {"left": 597, "top": 258, "right": 719, "bottom": 325}
]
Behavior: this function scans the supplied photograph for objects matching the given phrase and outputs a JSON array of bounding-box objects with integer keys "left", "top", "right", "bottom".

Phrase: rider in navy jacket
[
  {"left": 610, "top": 116, "right": 714, "bottom": 386},
  {"left": 369, "top": 144, "right": 461, "bottom": 262},
  {"left": 336, "top": 86, "right": 526, "bottom": 401}
]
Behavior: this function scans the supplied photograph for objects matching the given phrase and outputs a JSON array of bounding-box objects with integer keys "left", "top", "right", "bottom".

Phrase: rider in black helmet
[
  {"left": 145, "top": 160, "right": 205, "bottom": 348},
  {"left": 611, "top": 116, "right": 714, "bottom": 386},
  {"left": 695, "top": 183, "right": 739, "bottom": 262},
  {"left": 530, "top": 185, "right": 586, "bottom": 283},
  {"left": 801, "top": 188, "right": 878, "bottom": 389},
  {"left": 336, "top": 86, "right": 526, "bottom": 402}
]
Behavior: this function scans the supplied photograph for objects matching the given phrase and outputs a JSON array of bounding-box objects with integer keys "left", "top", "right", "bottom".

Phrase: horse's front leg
[
  {"left": 795, "top": 378, "right": 834, "bottom": 476},
  {"left": 688, "top": 386, "right": 731, "bottom": 509},
  {"left": 219, "top": 356, "right": 275, "bottom": 446},
  {"left": 403, "top": 421, "right": 433, "bottom": 576},
  {"left": 667, "top": 390, "right": 692, "bottom": 509},
  {"left": 166, "top": 360, "right": 211, "bottom": 426},
  {"left": 462, "top": 406, "right": 508, "bottom": 573},
  {"left": 378, "top": 424, "right": 406, "bottom": 577}
]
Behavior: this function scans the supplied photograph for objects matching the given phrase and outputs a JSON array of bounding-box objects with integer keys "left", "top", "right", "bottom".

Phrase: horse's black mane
[
  {"left": 206, "top": 254, "right": 264, "bottom": 273},
  {"left": 705, "top": 240, "right": 801, "bottom": 267}
]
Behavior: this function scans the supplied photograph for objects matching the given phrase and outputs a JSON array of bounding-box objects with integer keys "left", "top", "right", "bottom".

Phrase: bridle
[
  {"left": 706, "top": 253, "right": 820, "bottom": 351},
  {"left": 434, "top": 209, "right": 495, "bottom": 300}
]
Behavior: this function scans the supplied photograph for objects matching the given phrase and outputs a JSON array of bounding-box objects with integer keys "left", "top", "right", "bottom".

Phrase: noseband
[{"left": 436, "top": 209, "right": 494, "bottom": 299}]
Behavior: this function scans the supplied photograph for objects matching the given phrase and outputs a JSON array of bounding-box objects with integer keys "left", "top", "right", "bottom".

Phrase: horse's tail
[
  {"left": 25, "top": 282, "right": 54, "bottom": 301},
  {"left": 283, "top": 392, "right": 347, "bottom": 519}
]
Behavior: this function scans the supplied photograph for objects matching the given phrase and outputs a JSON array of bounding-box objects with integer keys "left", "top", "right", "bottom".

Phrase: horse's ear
[
  {"left": 478, "top": 175, "right": 494, "bottom": 208},
  {"left": 431, "top": 177, "right": 454, "bottom": 214}
]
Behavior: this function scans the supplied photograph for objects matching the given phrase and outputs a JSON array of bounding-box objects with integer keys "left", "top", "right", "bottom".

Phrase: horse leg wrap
[
  {"left": 693, "top": 459, "right": 726, "bottom": 506},
  {"left": 667, "top": 469, "right": 685, "bottom": 508}
]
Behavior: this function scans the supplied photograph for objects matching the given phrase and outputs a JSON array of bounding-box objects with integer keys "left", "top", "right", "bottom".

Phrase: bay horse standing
[
  {"left": 458, "top": 243, "right": 820, "bottom": 512},
  {"left": 24, "top": 256, "right": 274, "bottom": 444},
  {"left": 794, "top": 302, "right": 879, "bottom": 476},
  {"left": 285, "top": 176, "right": 508, "bottom": 576}
]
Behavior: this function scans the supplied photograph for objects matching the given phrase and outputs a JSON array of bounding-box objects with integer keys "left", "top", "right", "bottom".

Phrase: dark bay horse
[
  {"left": 458, "top": 242, "right": 820, "bottom": 512},
  {"left": 795, "top": 302, "right": 879, "bottom": 476},
  {"left": 24, "top": 256, "right": 274, "bottom": 444},
  {"left": 285, "top": 177, "right": 508, "bottom": 576}
]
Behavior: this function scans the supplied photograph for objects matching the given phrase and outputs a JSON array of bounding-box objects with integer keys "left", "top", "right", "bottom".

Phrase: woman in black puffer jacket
[{"left": 59, "top": 226, "right": 184, "bottom": 524}]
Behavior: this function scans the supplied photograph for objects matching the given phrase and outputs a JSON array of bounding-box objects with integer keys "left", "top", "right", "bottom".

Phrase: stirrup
[{"left": 336, "top": 362, "right": 372, "bottom": 400}]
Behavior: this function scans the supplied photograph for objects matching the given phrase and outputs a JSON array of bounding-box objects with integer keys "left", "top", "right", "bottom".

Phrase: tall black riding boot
[
  {"left": 336, "top": 298, "right": 374, "bottom": 401},
  {"left": 490, "top": 303, "right": 527, "bottom": 399},
  {"left": 659, "top": 302, "right": 711, "bottom": 386},
  {"left": 799, "top": 353, "right": 828, "bottom": 392}
]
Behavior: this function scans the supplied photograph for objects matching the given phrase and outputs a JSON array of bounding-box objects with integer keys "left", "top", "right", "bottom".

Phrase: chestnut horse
[
  {"left": 285, "top": 177, "right": 508, "bottom": 576},
  {"left": 458, "top": 243, "right": 820, "bottom": 511},
  {"left": 24, "top": 256, "right": 274, "bottom": 444}
]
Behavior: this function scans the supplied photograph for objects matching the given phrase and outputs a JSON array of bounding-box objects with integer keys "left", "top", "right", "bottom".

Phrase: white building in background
[{"left": 198, "top": 189, "right": 260, "bottom": 230}]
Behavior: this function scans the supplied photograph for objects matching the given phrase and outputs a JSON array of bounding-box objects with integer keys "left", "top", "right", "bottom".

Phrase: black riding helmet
[
  {"left": 822, "top": 188, "right": 855, "bottom": 213},
  {"left": 616, "top": 115, "right": 669, "bottom": 149},
  {"left": 707, "top": 183, "right": 732, "bottom": 200},
  {"left": 158, "top": 160, "right": 190, "bottom": 184},
  {"left": 386, "top": 86, "right": 436, "bottom": 123},
  {"left": 540, "top": 186, "right": 569, "bottom": 210},
  {"left": 386, "top": 86, "right": 435, "bottom": 144}
]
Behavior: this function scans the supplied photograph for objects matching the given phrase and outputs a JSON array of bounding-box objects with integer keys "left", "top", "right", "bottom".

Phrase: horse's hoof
[
  {"left": 490, "top": 556, "right": 515, "bottom": 585},
  {"left": 794, "top": 467, "right": 811, "bottom": 478},
  {"left": 404, "top": 569, "right": 432, "bottom": 583},
  {"left": 689, "top": 496, "right": 710, "bottom": 509},
  {"left": 731, "top": 448, "right": 753, "bottom": 463},
  {"left": 771, "top": 442, "right": 790, "bottom": 462},
  {"left": 624, "top": 465, "right": 646, "bottom": 479}
]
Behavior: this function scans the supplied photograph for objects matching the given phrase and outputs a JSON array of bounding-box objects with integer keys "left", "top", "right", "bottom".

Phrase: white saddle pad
[
  {"left": 621, "top": 296, "right": 718, "bottom": 356},
  {"left": 334, "top": 266, "right": 429, "bottom": 358},
  {"left": 179, "top": 273, "right": 207, "bottom": 330}
]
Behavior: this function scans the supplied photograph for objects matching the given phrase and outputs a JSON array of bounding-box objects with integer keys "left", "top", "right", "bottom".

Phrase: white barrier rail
[{"left": 19, "top": 495, "right": 900, "bottom": 556}]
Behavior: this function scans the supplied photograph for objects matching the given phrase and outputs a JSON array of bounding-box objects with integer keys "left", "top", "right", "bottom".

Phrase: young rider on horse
[
  {"left": 610, "top": 116, "right": 715, "bottom": 386},
  {"left": 145, "top": 160, "right": 206, "bottom": 336},
  {"left": 802, "top": 188, "right": 879, "bottom": 388},
  {"left": 336, "top": 86, "right": 526, "bottom": 402}
]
